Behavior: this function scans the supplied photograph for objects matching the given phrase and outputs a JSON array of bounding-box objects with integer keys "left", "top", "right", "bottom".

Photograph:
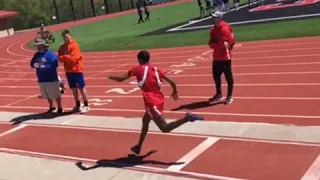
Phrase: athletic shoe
[
  {"left": 46, "top": 107, "right": 56, "bottom": 113},
  {"left": 57, "top": 107, "right": 63, "bottom": 114},
  {"left": 80, "top": 106, "right": 90, "bottom": 114},
  {"left": 60, "top": 87, "right": 65, "bottom": 94},
  {"left": 225, "top": 96, "right": 233, "bottom": 105},
  {"left": 185, "top": 112, "right": 204, "bottom": 122},
  {"left": 72, "top": 106, "right": 81, "bottom": 112},
  {"left": 131, "top": 145, "right": 141, "bottom": 155},
  {"left": 209, "top": 94, "right": 223, "bottom": 102}
]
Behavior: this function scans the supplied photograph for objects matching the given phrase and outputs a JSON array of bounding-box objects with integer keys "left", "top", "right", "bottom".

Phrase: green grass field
[{"left": 29, "top": 1, "right": 320, "bottom": 51}]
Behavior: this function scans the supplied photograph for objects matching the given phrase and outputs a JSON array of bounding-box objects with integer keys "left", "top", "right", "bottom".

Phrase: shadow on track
[
  {"left": 10, "top": 111, "right": 75, "bottom": 125},
  {"left": 171, "top": 101, "right": 225, "bottom": 111},
  {"left": 75, "top": 150, "right": 184, "bottom": 170}
]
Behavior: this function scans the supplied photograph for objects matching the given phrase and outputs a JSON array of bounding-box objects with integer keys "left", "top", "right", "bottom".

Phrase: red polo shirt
[{"left": 208, "top": 20, "right": 235, "bottom": 61}]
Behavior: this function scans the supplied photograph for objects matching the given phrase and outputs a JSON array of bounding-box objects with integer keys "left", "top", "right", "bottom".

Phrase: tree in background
[
  {"left": 1, "top": 0, "right": 135, "bottom": 30},
  {"left": 2, "top": 0, "right": 55, "bottom": 30}
]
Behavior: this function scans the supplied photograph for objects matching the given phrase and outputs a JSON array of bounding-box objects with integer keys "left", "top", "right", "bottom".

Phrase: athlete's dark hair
[
  {"left": 137, "top": 50, "right": 150, "bottom": 64},
  {"left": 62, "top": 29, "right": 70, "bottom": 36}
]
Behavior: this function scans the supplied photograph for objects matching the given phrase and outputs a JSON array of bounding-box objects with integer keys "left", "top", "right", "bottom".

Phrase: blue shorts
[{"left": 66, "top": 73, "right": 86, "bottom": 88}]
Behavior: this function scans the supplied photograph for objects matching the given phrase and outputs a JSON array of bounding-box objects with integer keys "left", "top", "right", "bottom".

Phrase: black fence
[
  {"left": 1, "top": 0, "right": 172, "bottom": 30},
  {"left": 52, "top": 0, "right": 172, "bottom": 23},
  {"left": 51, "top": 0, "right": 136, "bottom": 23}
]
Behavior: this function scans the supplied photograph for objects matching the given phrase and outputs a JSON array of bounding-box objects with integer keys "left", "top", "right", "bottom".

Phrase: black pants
[
  {"left": 212, "top": 60, "right": 234, "bottom": 97},
  {"left": 145, "top": 11, "right": 150, "bottom": 21},
  {"left": 138, "top": 12, "right": 144, "bottom": 23}
]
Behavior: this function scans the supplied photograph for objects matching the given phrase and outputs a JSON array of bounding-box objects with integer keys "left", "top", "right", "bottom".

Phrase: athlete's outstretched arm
[
  {"left": 162, "top": 75, "right": 179, "bottom": 100},
  {"left": 108, "top": 72, "right": 131, "bottom": 82}
]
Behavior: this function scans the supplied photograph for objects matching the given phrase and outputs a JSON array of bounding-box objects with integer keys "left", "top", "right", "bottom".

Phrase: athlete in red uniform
[{"left": 108, "top": 50, "right": 204, "bottom": 154}]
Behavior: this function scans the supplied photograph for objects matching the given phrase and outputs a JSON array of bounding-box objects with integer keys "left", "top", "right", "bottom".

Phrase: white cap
[
  {"left": 211, "top": 11, "right": 224, "bottom": 19},
  {"left": 33, "top": 39, "right": 49, "bottom": 46}
]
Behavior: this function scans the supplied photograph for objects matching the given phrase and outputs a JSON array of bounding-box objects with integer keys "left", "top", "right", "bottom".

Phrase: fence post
[
  {"left": 90, "top": 0, "right": 96, "bottom": 17},
  {"left": 103, "top": 0, "right": 109, "bottom": 14},
  {"left": 118, "top": 0, "right": 123, "bottom": 11},
  {"left": 52, "top": 0, "right": 60, "bottom": 22},
  {"left": 70, "top": 0, "right": 76, "bottom": 20}
]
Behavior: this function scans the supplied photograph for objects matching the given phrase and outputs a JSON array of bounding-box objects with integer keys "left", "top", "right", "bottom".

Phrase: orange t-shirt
[{"left": 58, "top": 39, "right": 83, "bottom": 73}]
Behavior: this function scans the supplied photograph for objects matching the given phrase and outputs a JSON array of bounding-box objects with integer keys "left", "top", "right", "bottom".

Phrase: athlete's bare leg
[
  {"left": 131, "top": 112, "right": 151, "bottom": 154},
  {"left": 131, "top": 112, "right": 203, "bottom": 154}
]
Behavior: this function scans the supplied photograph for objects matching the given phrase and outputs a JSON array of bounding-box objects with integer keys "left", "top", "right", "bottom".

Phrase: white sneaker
[{"left": 80, "top": 106, "right": 90, "bottom": 114}]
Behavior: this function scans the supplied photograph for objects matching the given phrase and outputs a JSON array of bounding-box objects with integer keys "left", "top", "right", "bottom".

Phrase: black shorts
[{"left": 212, "top": 60, "right": 232, "bottom": 77}]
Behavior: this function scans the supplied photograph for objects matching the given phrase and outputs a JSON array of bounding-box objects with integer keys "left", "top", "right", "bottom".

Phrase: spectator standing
[
  {"left": 197, "top": 0, "right": 205, "bottom": 18},
  {"left": 223, "top": 0, "right": 230, "bottom": 11},
  {"left": 30, "top": 39, "right": 63, "bottom": 113},
  {"left": 58, "top": 29, "right": 90, "bottom": 114},
  {"left": 136, "top": 1, "right": 144, "bottom": 23},
  {"left": 143, "top": 0, "right": 150, "bottom": 21},
  {"left": 208, "top": 11, "right": 235, "bottom": 104}
]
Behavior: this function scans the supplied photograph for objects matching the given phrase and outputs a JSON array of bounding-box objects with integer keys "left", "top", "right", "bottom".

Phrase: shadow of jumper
[
  {"left": 75, "top": 150, "right": 184, "bottom": 171},
  {"left": 171, "top": 101, "right": 225, "bottom": 111}
]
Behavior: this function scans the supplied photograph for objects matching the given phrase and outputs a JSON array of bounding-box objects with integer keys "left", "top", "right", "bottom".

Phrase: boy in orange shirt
[{"left": 58, "top": 30, "right": 90, "bottom": 113}]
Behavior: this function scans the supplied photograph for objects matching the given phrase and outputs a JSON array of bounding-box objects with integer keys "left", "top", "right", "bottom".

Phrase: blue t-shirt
[{"left": 30, "top": 50, "right": 59, "bottom": 83}]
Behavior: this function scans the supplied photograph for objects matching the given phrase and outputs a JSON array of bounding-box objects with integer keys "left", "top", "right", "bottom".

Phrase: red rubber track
[
  {"left": 0, "top": 3, "right": 320, "bottom": 179},
  {"left": 0, "top": 36, "right": 319, "bottom": 125}
]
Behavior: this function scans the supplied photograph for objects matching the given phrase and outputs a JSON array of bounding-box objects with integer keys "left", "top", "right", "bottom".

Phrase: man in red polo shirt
[{"left": 208, "top": 11, "right": 235, "bottom": 104}]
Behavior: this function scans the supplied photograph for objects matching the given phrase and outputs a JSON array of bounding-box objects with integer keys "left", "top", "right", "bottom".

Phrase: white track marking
[
  {"left": 6, "top": 40, "right": 31, "bottom": 58},
  {"left": 167, "top": 3, "right": 250, "bottom": 32},
  {"left": 167, "top": 137, "right": 220, "bottom": 172},
  {"left": 173, "top": 13, "right": 320, "bottom": 31},
  {"left": 86, "top": 62, "right": 132, "bottom": 79},
  {"left": 105, "top": 88, "right": 140, "bottom": 94},
  {"left": 0, "top": 124, "right": 27, "bottom": 138},
  {"left": 3, "top": 94, "right": 40, "bottom": 107},
  {"left": 301, "top": 154, "right": 320, "bottom": 180}
]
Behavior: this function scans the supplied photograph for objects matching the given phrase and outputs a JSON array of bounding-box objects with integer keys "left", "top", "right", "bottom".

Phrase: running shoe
[
  {"left": 225, "top": 96, "right": 233, "bottom": 105},
  {"left": 185, "top": 112, "right": 204, "bottom": 122},
  {"left": 80, "top": 106, "right": 90, "bottom": 114},
  {"left": 208, "top": 94, "right": 223, "bottom": 102}
]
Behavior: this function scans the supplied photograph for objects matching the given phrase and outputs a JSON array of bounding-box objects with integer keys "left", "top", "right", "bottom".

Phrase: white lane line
[
  {"left": 0, "top": 124, "right": 28, "bottom": 138},
  {"left": 167, "top": 137, "right": 220, "bottom": 172},
  {"left": 301, "top": 154, "right": 320, "bottom": 180}
]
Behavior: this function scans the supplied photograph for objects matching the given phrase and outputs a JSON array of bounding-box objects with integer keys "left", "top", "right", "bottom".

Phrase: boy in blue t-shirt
[{"left": 30, "top": 39, "right": 63, "bottom": 113}]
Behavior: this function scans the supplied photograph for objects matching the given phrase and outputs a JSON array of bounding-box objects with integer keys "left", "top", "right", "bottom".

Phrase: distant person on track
[
  {"left": 197, "top": 0, "right": 205, "bottom": 18},
  {"left": 223, "top": 0, "right": 230, "bottom": 11},
  {"left": 108, "top": 50, "right": 204, "bottom": 154},
  {"left": 205, "top": 0, "right": 212, "bottom": 16},
  {"left": 58, "top": 29, "right": 90, "bottom": 114},
  {"left": 143, "top": 0, "right": 150, "bottom": 21},
  {"left": 214, "top": 0, "right": 224, "bottom": 11},
  {"left": 136, "top": 1, "right": 144, "bottom": 23},
  {"left": 30, "top": 39, "right": 63, "bottom": 113},
  {"left": 208, "top": 11, "right": 235, "bottom": 104},
  {"left": 234, "top": 0, "right": 240, "bottom": 10}
]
